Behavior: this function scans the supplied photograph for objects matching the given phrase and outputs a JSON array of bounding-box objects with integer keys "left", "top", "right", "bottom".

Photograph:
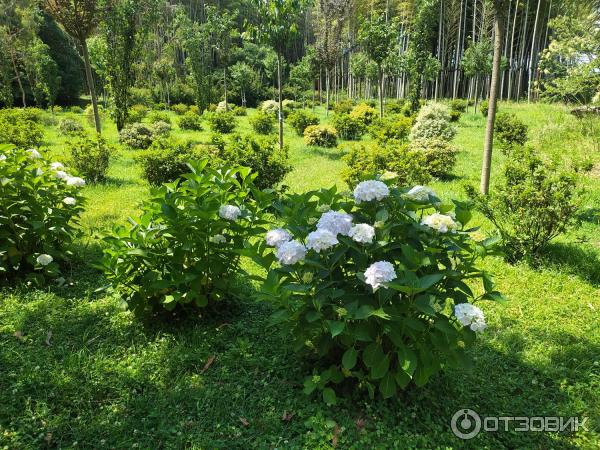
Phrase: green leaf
[
  {"left": 327, "top": 320, "right": 345, "bottom": 338},
  {"left": 354, "top": 304, "right": 374, "bottom": 320},
  {"left": 322, "top": 387, "right": 337, "bottom": 405},
  {"left": 371, "top": 354, "right": 390, "bottom": 379},
  {"left": 375, "top": 208, "right": 389, "bottom": 222},
  {"left": 379, "top": 372, "right": 397, "bottom": 398},
  {"left": 303, "top": 377, "right": 317, "bottom": 395},
  {"left": 418, "top": 273, "right": 444, "bottom": 290},
  {"left": 362, "top": 343, "right": 383, "bottom": 368},
  {"left": 342, "top": 348, "right": 358, "bottom": 370},
  {"left": 413, "top": 296, "right": 437, "bottom": 316}
]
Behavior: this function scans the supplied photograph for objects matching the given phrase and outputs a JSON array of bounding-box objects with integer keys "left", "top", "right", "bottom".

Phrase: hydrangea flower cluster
[
  {"left": 306, "top": 229, "right": 338, "bottom": 253},
  {"left": 421, "top": 213, "right": 458, "bottom": 233},
  {"left": 219, "top": 204, "right": 241, "bottom": 221},
  {"left": 276, "top": 240, "right": 307, "bottom": 265},
  {"left": 36, "top": 254, "right": 53, "bottom": 266},
  {"left": 454, "top": 303, "right": 487, "bottom": 332},
  {"left": 26, "top": 148, "right": 42, "bottom": 159},
  {"left": 406, "top": 185, "right": 436, "bottom": 202},
  {"left": 316, "top": 211, "right": 353, "bottom": 236},
  {"left": 364, "top": 260, "right": 397, "bottom": 291},
  {"left": 209, "top": 234, "right": 227, "bottom": 244},
  {"left": 265, "top": 228, "right": 292, "bottom": 248},
  {"left": 348, "top": 223, "right": 375, "bottom": 244},
  {"left": 353, "top": 180, "right": 389, "bottom": 203}
]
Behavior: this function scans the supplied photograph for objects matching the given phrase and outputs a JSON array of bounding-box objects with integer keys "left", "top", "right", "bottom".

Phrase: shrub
[
  {"left": 448, "top": 99, "right": 467, "bottom": 113},
  {"left": 260, "top": 100, "right": 279, "bottom": 115},
  {"left": 18, "top": 107, "right": 44, "bottom": 123},
  {"left": 369, "top": 115, "right": 412, "bottom": 144},
  {"left": 127, "top": 104, "right": 148, "bottom": 124},
  {"left": 188, "top": 105, "right": 200, "bottom": 115},
  {"left": 333, "top": 99, "right": 354, "bottom": 115},
  {"left": 287, "top": 110, "right": 319, "bottom": 136},
  {"left": 119, "top": 123, "right": 155, "bottom": 149},
  {"left": 98, "top": 160, "right": 272, "bottom": 315},
  {"left": 282, "top": 99, "right": 299, "bottom": 114},
  {"left": 216, "top": 100, "right": 230, "bottom": 112},
  {"left": 331, "top": 114, "right": 367, "bottom": 140},
  {"left": 409, "top": 103, "right": 456, "bottom": 142},
  {"left": 385, "top": 99, "right": 407, "bottom": 115},
  {"left": 178, "top": 111, "right": 203, "bottom": 131},
  {"left": 250, "top": 110, "right": 275, "bottom": 135},
  {"left": 480, "top": 100, "right": 489, "bottom": 117},
  {"left": 0, "top": 145, "right": 85, "bottom": 284},
  {"left": 84, "top": 104, "right": 104, "bottom": 127},
  {"left": 253, "top": 181, "right": 501, "bottom": 401},
  {"left": 151, "top": 120, "right": 172, "bottom": 137},
  {"left": 58, "top": 118, "right": 84, "bottom": 136},
  {"left": 147, "top": 110, "right": 172, "bottom": 124},
  {"left": 67, "top": 134, "right": 113, "bottom": 183},
  {"left": 408, "top": 138, "right": 458, "bottom": 179},
  {"left": 350, "top": 103, "right": 378, "bottom": 125},
  {"left": 205, "top": 111, "right": 237, "bottom": 133},
  {"left": 495, "top": 113, "right": 528, "bottom": 151},
  {"left": 0, "top": 109, "right": 44, "bottom": 148},
  {"left": 304, "top": 125, "right": 338, "bottom": 147},
  {"left": 171, "top": 103, "right": 189, "bottom": 115},
  {"left": 342, "top": 142, "right": 430, "bottom": 187},
  {"left": 449, "top": 110, "right": 461, "bottom": 122},
  {"left": 69, "top": 106, "right": 83, "bottom": 114},
  {"left": 232, "top": 106, "right": 247, "bottom": 116},
  {"left": 467, "top": 147, "right": 579, "bottom": 261}
]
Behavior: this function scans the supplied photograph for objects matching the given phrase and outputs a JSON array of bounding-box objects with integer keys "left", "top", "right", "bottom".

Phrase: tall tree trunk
[
  {"left": 81, "top": 38, "right": 101, "bottom": 134},
  {"left": 277, "top": 54, "right": 283, "bottom": 151},
  {"left": 325, "top": 68, "right": 330, "bottom": 117},
  {"left": 453, "top": 0, "right": 465, "bottom": 98},
  {"left": 527, "top": 0, "right": 541, "bottom": 102},
  {"left": 507, "top": 0, "right": 519, "bottom": 99},
  {"left": 9, "top": 49, "right": 26, "bottom": 107},
  {"left": 378, "top": 65, "right": 384, "bottom": 118},
  {"left": 223, "top": 67, "right": 228, "bottom": 110},
  {"left": 481, "top": 2, "right": 505, "bottom": 195}
]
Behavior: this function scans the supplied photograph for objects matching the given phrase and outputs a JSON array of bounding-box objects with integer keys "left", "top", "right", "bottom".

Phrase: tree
[
  {"left": 23, "top": 38, "right": 60, "bottom": 108},
  {"left": 358, "top": 13, "right": 395, "bottom": 117},
  {"left": 44, "top": 0, "right": 102, "bottom": 132},
  {"left": 461, "top": 39, "right": 493, "bottom": 110},
  {"left": 252, "top": 0, "right": 305, "bottom": 150},
  {"left": 230, "top": 62, "right": 257, "bottom": 107}
]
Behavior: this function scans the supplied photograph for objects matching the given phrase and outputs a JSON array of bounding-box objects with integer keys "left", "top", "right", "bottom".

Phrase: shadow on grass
[
  {"left": 540, "top": 242, "right": 600, "bottom": 287},
  {"left": 311, "top": 146, "right": 346, "bottom": 161},
  {"left": 576, "top": 207, "right": 600, "bottom": 225}
]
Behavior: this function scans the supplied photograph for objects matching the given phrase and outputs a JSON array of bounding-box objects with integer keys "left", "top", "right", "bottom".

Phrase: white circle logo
[{"left": 451, "top": 409, "right": 482, "bottom": 440}]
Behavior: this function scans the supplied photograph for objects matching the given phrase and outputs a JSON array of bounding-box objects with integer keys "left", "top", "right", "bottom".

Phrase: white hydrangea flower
[
  {"left": 62, "top": 197, "right": 76, "bottom": 206},
  {"left": 35, "top": 168, "right": 44, "bottom": 176},
  {"left": 209, "top": 234, "right": 227, "bottom": 244},
  {"left": 26, "top": 149, "right": 42, "bottom": 159},
  {"left": 276, "top": 240, "right": 307, "bottom": 265},
  {"left": 1, "top": 177, "right": 9, "bottom": 185},
  {"left": 353, "top": 180, "right": 390, "bottom": 204},
  {"left": 316, "top": 211, "right": 353, "bottom": 236},
  {"left": 36, "top": 254, "right": 53, "bottom": 266},
  {"left": 421, "top": 213, "right": 459, "bottom": 233},
  {"left": 0, "top": 154, "right": 6, "bottom": 161},
  {"left": 50, "top": 162, "right": 65, "bottom": 170},
  {"left": 454, "top": 303, "right": 487, "bottom": 333},
  {"left": 364, "top": 261, "right": 396, "bottom": 291},
  {"left": 66, "top": 176, "right": 86, "bottom": 187},
  {"left": 55, "top": 170, "right": 69, "bottom": 180},
  {"left": 265, "top": 228, "right": 292, "bottom": 248},
  {"left": 306, "top": 229, "right": 338, "bottom": 253},
  {"left": 406, "top": 185, "right": 436, "bottom": 202},
  {"left": 219, "top": 204, "right": 241, "bottom": 221},
  {"left": 349, "top": 223, "right": 376, "bottom": 244}
]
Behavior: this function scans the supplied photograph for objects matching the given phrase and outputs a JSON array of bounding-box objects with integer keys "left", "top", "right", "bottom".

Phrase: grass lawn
[{"left": 1, "top": 102, "right": 599, "bottom": 449}]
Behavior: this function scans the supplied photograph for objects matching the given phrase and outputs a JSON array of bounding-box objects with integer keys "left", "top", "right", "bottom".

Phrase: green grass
[{"left": 1, "top": 102, "right": 599, "bottom": 449}]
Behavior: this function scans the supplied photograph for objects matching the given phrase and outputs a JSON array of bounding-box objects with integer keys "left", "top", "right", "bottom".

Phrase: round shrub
[
  {"left": 171, "top": 103, "right": 189, "bottom": 115},
  {"left": 331, "top": 113, "right": 367, "bottom": 140},
  {"left": 255, "top": 180, "right": 501, "bottom": 401},
  {"left": 369, "top": 115, "right": 412, "bottom": 144},
  {"left": 408, "top": 138, "right": 458, "bottom": 179},
  {"left": 99, "top": 160, "right": 273, "bottom": 315},
  {"left": 448, "top": 99, "right": 467, "bottom": 113},
  {"left": 495, "top": 113, "right": 528, "bottom": 151},
  {"left": 178, "top": 111, "right": 203, "bottom": 131},
  {"left": 67, "top": 134, "right": 113, "bottom": 183},
  {"left": 188, "top": 105, "right": 200, "bottom": 115},
  {"left": 282, "top": 99, "right": 299, "bottom": 116},
  {"left": 151, "top": 120, "right": 172, "bottom": 137},
  {"left": 84, "top": 104, "right": 105, "bottom": 127},
  {"left": 58, "top": 118, "right": 84, "bottom": 135},
  {"left": 350, "top": 103, "right": 378, "bottom": 125},
  {"left": 333, "top": 99, "right": 355, "bottom": 115},
  {"left": 480, "top": 100, "right": 489, "bottom": 117},
  {"left": 127, "top": 104, "right": 148, "bottom": 124},
  {"left": 119, "top": 123, "right": 155, "bottom": 149},
  {"left": 205, "top": 111, "right": 236, "bottom": 134},
  {"left": 69, "top": 106, "right": 83, "bottom": 114},
  {"left": 216, "top": 100, "right": 230, "bottom": 112},
  {"left": 304, "top": 125, "right": 338, "bottom": 148},
  {"left": 250, "top": 110, "right": 275, "bottom": 135},
  {"left": 449, "top": 110, "right": 461, "bottom": 122},
  {"left": 287, "top": 110, "right": 319, "bottom": 136},
  {"left": 409, "top": 103, "right": 456, "bottom": 142},
  {"left": 0, "top": 109, "right": 44, "bottom": 148},
  {"left": 0, "top": 145, "right": 86, "bottom": 284},
  {"left": 385, "top": 99, "right": 407, "bottom": 115},
  {"left": 260, "top": 100, "right": 279, "bottom": 115},
  {"left": 147, "top": 110, "right": 172, "bottom": 124},
  {"left": 232, "top": 106, "right": 247, "bottom": 116}
]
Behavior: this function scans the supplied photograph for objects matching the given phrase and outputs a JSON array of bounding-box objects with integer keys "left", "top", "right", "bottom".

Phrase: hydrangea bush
[
  {"left": 304, "top": 125, "right": 338, "bottom": 148},
  {"left": 0, "top": 145, "right": 85, "bottom": 284},
  {"left": 252, "top": 179, "right": 502, "bottom": 402},
  {"left": 99, "top": 160, "right": 273, "bottom": 315},
  {"left": 409, "top": 103, "right": 456, "bottom": 142}
]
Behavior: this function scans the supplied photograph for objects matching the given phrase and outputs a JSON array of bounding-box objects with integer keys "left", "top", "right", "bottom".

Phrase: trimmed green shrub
[
  {"left": 171, "top": 103, "right": 189, "bottom": 115},
  {"left": 409, "top": 103, "right": 456, "bottom": 142},
  {"left": 0, "top": 144, "right": 85, "bottom": 284},
  {"left": 205, "top": 111, "right": 237, "bottom": 133},
  {"left": 127, "top": 104, "right": 148, "bottom": 124},
  {"left": 369, "top": 115, "right": 412, "bottom": 144},
  {"left": 260, "top": 100, "right": 279, "bottom": 115},
  {"left": 147, "top": 110, "right": 172, "bottom": 124},
  {"left": 495, "top": 113, "right": 528, "bottom": 151},
  {"left": 188, "top": 105, "right": 200, "bottom": 115},
  {"left": 304, "top": 125, "right": 338, "bottom": 147},
  {"left": 233, "top": 106, "right": 247, "bottom": 116},
  {"left": 385, "top": 99, "right": 407, "bottom": 115},
  {"left": 350, "top": 103, "right": 378, "bottom": 125},
  {"left": 408, "top": 138, "right": 458, "bottom": 179},
  {"left": 151, "top": 120, "right": 172, "bottom": 137},
  {"left": 287, "top": 110, "right": 319, "bottom": 136},
  {"left": 119, "top": 123, "right": 155, "bottom": 149},
  {"left": 331, "top": 113, "right": 367, "bottom": 140},
  {"left": 0, "top": 109, "right": 44, "bottom": 148},
  {"left": 58, "top": 118, "right": 84, "bottom": 135},
  {"left": 449, "top": 110, "right": 461, "bottom": 122},
  {"left": 84, "top": 104, "right": 104, "bottom": 127},
  {"left": 250, "top": 110, "right": 275, "bottom": 135},
  {"left": 67, "top": 134, "right": 113, "bottom": 183},
  {"left": 178, "top": 111, "right": 203, "bottom": 131},
  {"left": 480, "top": 100, "right": 489, "bottom": 117},
  {"left": 333, "top": 99, "right": 354, "bottom": 115},
  {"left": 448, "top": 99, "right": 467, "bottom": 113},
  {"left": 98, "top": 160, "right": 273, "bottom": 315}
]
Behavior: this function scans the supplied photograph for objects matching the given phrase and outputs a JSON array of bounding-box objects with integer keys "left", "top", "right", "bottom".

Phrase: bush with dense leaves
[
  {"left": 331, "top": 114, "right": 367, "bottom": 141},
  {"left": 495, "top": 113, "right": 528, "bottom": 152},
  {"left": 252, "top": 180, "right": 501, "bottom": 402},
  {"left": 127, "top": 104, "right": 148, "bottom": 124},
  {"left": 232, "top": 106, "right": 247, "bottom": 116},
  {"left": 385, "top": 99, "right": 407, "bottom": 115},
  {"left": 98, "top": 160, "right": 273, "bottom": 315},
  {"left": 0, "top": 109, "right": 44, "bottom": 148},
  {"left": 250, "top": 110, "right": 275, "bottom": 135},
  {"left": 84, "top": 104, "right": 105, "bottom": 127},
  {"left": 67, "top": 134, "right": 113, "bottom": 183},
  {"left": 151, "top": 120, "right": 171, "bottom": 137},
  {"left": 0, "top": 145, "right": 85, "bottom": 284},
  {"left": 333, "top": 99, "right": 354, "bottom": 115},
  {"left": 448, "top": 99, "right": 467, "bottom": 113},
  {"left": 178, "top": 111, "right": 203, "bottom": 131},
  {"left": 206, "top": 111, "right": 237, "bottom": 133},
  {"left": 119, "top": 123, "right": 155, "bottom": 149},
  {"left": 449, "top": 110, "right": 461, "bottom": 122},
  {"left": 342, "top": 142, "right": 430, "bottom": 187},
  {"left": 260, "top": 100, "right": 279, "bottom": 115},
  {"left": 467, "top": 147, "right": 579, "bottom": 261},
  {"left": 409, "top": 103, "right": 456, "bottom": 142},
  {"left": 171, "top": 103, "right": 189, "bottom": 115},
  {"left": 287, "top": 110, "right": 320, "bottom": 136},
  {"left": 369, "top": 115, "right": 412, "bottom": 144},
  {"left": 58, "top": 118, "right": 84, "bottom": 135},
  {"left": 408, "top": 138, "right": 458, "bottom": 179},
  {"left": 480, "top": 100, "right": 489, "bottom": 117},
  {"left": 350, "top": 103, "right": 378, "bottom": 125},
  {"left": 147, "top": 110, "right": 172, "bottom": 124},
  {"left": 304, "top": 125, "right": 338, "bottom": 147}
]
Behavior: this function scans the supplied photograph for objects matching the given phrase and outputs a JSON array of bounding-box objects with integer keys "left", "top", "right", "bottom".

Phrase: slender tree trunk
[
  {"left": 481, "top": 3, "right": 505, "bottom": 194},
  {"left": 453, "top": 0, "right": 465, "bottom": 98},
  {"left": 81, "top": 38, "right": 101, "bottom": 134},
  {"left": 325, "top": 68, "right": 330, "bottom": 117},
  {"left": 527, "top": 0, "right": 541, "bottom": 102},
  {"left": 223, "top": 67, "right": 228, "bottom": 110},
  {"left": 277, "top": 54, "right": 283, "bottom": 151},
  {"left": 9, "top": 49, "right": 26, "bottom": 107},
  {"left": 508, "top": 0, "right": 519, "bottom": 99},
  {"left": 378, "top": 65, "right": 384, "bottom": 118}
]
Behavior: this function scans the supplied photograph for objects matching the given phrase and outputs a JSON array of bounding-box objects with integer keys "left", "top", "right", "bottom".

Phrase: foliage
[
  {"left": 249, "top": 110, "right": 275, "bottom": 134},
  {"left": 350, "top": 103, "right": 378, "bottom": 125},
  {"left": 178, "top": 111, "right": 203, "bottom": 131},
  {"left": 304, "top": 125, "right": 338, "bottom": 147},
  {"left": 99, "top": 160, "right": 272, "bottom": 315},
  {"left": 84, "top": 104, "right": 105, "bottom": 126},
  {"left": 480, "top": 100, "right": 489, "bottom": 117},
  {"left": 369, "top": 115, "right": 412, "bottom": 144},
  {"left": 331, "top": 113, "right": 367, "bottom": 141},
  {"left": 260, "top": 99, "right": 279, "bottom": 115},
  {"left": 333, "top": 99, "right": 354, "bottom": 115},
  {"left": 253, "top": 182, "right": 500, "bottom": 401},
  {"left": 118, "top": 122, "right": 155, "bottom": 149},
  {"left": 205, "top": 111, "right": 237, "bottom": 133},
  {"left": 171, "top": 103, "right": 189, "bottom": 115},
  {"left": 408, "top": 138, "right": 458, "bottom": 179},
  {"left": 0, "top": 108, "right": 44, "bottom": 148},
  {"left": 150, "top": 120, "right": 171, "bottom": 137},
  {"left": 0, "top": 144, "right": 85, "bottom": 284},
  {"left": 495, "top": 113, "right": 528, "bottom": 152},
  {"left": 342, "top": 142, "right": 430, "bottom": 188},
  {"left": 449, "top": 110, "right": 461, "bottom": 122},
  {"left": 467, "top": 147, "right": 579, "bottom": 261},
  {"left": 127, "top": 104, "right": 148, "bottom": 123},
  {"left": 287, "top": 109, "right": 319, "bottom": 136},
  {"left": 67, "top": 133, "right": 113, "bottom": 183},
  {"left": 448, "top": 99, "right": 467, "bottom": 113},
  {"left": 147, "top": 110, "right": 172, "bottom": 124},
  {"left": 409, "top": 103, "right": 456, "bottom": 142}
]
